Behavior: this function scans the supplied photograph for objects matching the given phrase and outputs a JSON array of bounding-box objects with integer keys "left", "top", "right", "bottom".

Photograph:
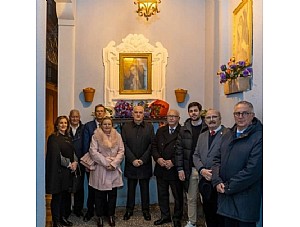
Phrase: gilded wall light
[{"left": 134, "top": 0, "right": 161, "bottom": 21}]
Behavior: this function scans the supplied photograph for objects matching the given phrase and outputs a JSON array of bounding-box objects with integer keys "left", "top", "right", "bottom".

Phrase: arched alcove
[{"left": 103, "top": 34, "right": 168, "bottom": 107}]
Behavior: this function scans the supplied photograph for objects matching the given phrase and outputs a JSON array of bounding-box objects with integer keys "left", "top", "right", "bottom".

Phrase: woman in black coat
[{"left": 46, "top": 116, "right": 78, "bottom": 227}]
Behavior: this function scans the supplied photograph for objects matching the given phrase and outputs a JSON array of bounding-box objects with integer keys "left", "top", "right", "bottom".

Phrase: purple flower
[
  {"left": 220, "top": 73, "right": 227, "bottom": 83},
  {"left": 230, "top": 64, "right": 237, "bottom": 70},
  {"left": 238, "top": 61, "right": 245, "bottom": 67},
  {"left": 220, "top": 65, "right": 227, "bottom": 71},
  {"left": 242, "top": 69, "right": 250, "bottom": 77},
  {"left": 247, "top": 67, "right": 253, "bottom": 73}
]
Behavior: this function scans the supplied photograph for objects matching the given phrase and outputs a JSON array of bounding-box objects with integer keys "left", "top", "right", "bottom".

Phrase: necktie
[
  {"left": 170, "top": 128, "right": 175, "bottom": 134},
  {"left": 210, "top": 130, "right": 216, "bottom": 136},
  {"left": 236, "top": 132, "right": 242, "bottom": 137}
]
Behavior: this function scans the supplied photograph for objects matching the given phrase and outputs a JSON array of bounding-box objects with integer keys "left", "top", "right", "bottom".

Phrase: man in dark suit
[
  {"left": 152, "top": 109, "right": 183, "bottom": 227},
  {"left": 69, "top": 109, "right": 85, "bottom": 217},
  {"left": 193, "top": 109, "right": 228, "bottom": 227},
  {"left": 122, "top": 105, "right": 154, "bottom": 221},
  {"left": 82, "top": 104, "right": 106, "bottom": 222}
]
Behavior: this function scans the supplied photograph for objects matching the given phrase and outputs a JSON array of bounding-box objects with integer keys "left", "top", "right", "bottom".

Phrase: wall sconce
[{"left": 134, "top": 0, "right": 161, "bottom": 21}]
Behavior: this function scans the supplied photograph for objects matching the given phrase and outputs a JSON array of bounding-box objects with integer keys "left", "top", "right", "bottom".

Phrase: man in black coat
[
  {"left": 212, "top": 101, "right": 263, "bottom": 227},
  {"left": 122, "top": 105, "right": 155, "bottom": 221},
  {"left": 152, "top": 109, "right": 183, "bottom": 227}
]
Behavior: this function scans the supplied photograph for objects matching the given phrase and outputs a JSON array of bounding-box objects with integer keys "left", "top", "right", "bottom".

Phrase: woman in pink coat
[{"left": 89, "top": 116, "right": 125, "bottom": 227}]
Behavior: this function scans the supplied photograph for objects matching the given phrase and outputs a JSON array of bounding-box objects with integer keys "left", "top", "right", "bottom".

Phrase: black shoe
[
  {"left": 154, "top": 217, "right": 172, "bottom": 225},
  {"left": 60, "top": 217, "right": 73, "bottom": 226},
  {"left": 52, "top": 221, "right": 64, "bottom": 227},
  {"left": 74, "top": 210, "right": 83, "bottom": 217},
  {"left": 123, "top": 211, "right": 133, "bottom": 220},
  {"left": 143, "top": 211, "right": 151, "bottom": 221},
  {"left": 83, "top": 212, "right": 94, "bottom": 222},
  {"left": 173, "top": 220, "right": 182, "bottom": 227},
  {"left": 97, "top": 217, "right": 103, "bottom": 227},
  {"left": 108, "top": 216, "right": 116, "bottom": 226}
]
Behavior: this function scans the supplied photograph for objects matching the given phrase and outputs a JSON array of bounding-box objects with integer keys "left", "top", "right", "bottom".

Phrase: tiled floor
[{"left": 68, "top": 204, "right": 206, "bottom": 227}]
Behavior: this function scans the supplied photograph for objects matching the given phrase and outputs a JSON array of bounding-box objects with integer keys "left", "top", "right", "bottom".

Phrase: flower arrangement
[
  {"left": 217, "top": 57, "right": 253, "bottom": 83},
  {"left": 137, "top": 101, "right": 151, "bottom": 118},
  {"left": 149, "top": 99, "right": 169, "bottom": 118},
  {"left": 114, "top": 100, "right": 133, "bottom": 118}
]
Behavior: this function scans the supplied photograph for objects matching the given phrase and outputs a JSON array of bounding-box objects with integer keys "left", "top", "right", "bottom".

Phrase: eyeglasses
[
  {"left": 233, "top": 112, "right": 253, "bottom": 117},
  {"left": 167, "top": 115, "right": 179, "bottom": 118},
  {"left": 205, "top": 116, "right": 219, "bottom": 120}
]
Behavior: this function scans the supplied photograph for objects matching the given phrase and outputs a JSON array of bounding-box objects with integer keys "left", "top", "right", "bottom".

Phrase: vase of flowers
[
  {"left": 114, "top": 100, "right": 133, "bottom": 118},
  {"left": 217, "top": 57, "right": 252, "bottom": 95}
]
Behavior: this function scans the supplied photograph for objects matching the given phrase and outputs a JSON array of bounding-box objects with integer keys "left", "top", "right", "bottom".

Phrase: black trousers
[
  {"left": 156, "top": 177, "right": 183, "bottom": 221},
  {"left": 202, "top": 187, "right": 223, "bottom": 227},
  {"left": 222, "top": 216, "right": 256, "bottom": 227},
  {"left": 86, "top": 171, "right": 109, "bottom": 216},
  {"left": 95, "top": 188, "right": 118, "bottom": 217},
  {"left": 126, "top": 178, "right": 150, "bottom": 212},
  {"left": 73, "top": 164, "right": 85, "bottom": 213},
  {"left": 51, "top": 191, "right": 71, "bottom": 222}
]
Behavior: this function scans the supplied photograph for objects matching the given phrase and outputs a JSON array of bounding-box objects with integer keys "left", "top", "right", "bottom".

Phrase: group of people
[{"left": 45, "top": 100, "right": 262, "bottom": 227}]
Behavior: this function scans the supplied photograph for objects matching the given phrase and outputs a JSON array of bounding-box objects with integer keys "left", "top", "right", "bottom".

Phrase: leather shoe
[
  {"left": 60, "top": 217, "right": 73, "bottom": 226},
  {"left": 123, "top": 211, "right": 133, "bottom": 220},
  {"left": 173, "top": 220, "right": 182, "bottom": 227},
  {"left": 52, "top": 221, "right": 64, "bottom": 227},
  {"left": 73, "top": 210, "right": 83, "bottom": 217},
  {"left": 143, "top": 211, "right": 151, "bottom": 221},
  {"left": 108, "top": 216, "right": 116, "bottom": 226},
  {"left": 154, "top": 217, "right": 172, "bottom": 225},
  {"left": 97, "top": 217, "right": 103, "bottom": 227},
  {"left": 83, "top": 212, "right": 94, "bottom": 222}
]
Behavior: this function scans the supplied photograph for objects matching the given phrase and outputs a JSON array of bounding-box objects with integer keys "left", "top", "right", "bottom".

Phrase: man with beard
[
  {"left": 175, "top": 102, "right": 208, "bottom": 227},
  {"left": 193, "top": 109, "right": 228, "bottom": 227}
]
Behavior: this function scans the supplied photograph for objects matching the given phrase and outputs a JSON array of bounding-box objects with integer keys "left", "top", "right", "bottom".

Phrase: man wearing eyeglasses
[
  {"left": 175, "top": 102, "right": 208, "bottom": 227},
  {"left": 193, "top": 109, "right": 228, "bottom": 227},
  {"left": 152, "top": 109, "right": 183, "bottom": 227},
  {"left": 212, "top": 101, "right": 263, "bottom": 227}
]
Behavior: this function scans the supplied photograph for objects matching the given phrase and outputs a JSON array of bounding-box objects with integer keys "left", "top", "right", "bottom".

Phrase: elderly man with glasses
[
  {"left": 152, "top": 109, "right": 183, "bottom": 227},
  {"left": 193, "top": 109, "right": 229, "bottom": 227},
  {"left": 212, "top": 101, "right": 263, "bottom": 227}
]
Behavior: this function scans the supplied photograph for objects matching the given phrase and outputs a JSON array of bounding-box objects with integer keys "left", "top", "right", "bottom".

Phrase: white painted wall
[
  {"left": 215, "top": 0, "right": 263, "bottom": 127},
  {"left": 59, "top": 0, "right": 206, "bottom": 123},
  {"left": 57, "top": 0, "right": 262, "bottom": 127}
]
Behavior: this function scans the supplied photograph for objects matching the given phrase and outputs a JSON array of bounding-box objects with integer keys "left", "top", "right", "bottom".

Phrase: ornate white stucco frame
[{"left": 103, "top": 34, "right": 168, "bottom": 107}]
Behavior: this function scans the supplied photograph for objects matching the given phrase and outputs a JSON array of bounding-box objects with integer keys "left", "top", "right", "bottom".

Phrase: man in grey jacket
[
  {"left": 212, "top": 101, "right": 263, "bottom": 227},
  {"left": 193, "top": 109, "right": 228, "bottom": 227}
]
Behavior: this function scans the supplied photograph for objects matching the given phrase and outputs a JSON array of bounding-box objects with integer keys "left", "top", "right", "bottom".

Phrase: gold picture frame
[
  {"left": 233, "top": 0, "right": 253, "bottom": 64},
  {"left": 119, "top": 53, "right": 152, "bottom": 94}
]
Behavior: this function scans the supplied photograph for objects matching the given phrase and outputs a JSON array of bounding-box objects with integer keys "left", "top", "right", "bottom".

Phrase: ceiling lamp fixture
[{"left": 134, "top": 0, "right": 161, "bottom": 21}]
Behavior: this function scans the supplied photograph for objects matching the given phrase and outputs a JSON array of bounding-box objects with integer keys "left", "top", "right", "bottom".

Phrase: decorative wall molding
[{"left": 103, "top": 34, "right": 168, "bottom": 107}]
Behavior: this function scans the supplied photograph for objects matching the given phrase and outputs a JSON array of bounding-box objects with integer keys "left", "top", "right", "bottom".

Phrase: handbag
[
  {"left": 80, "top": 152, "right": 96, "bottom": 171},
  {"left": 69, "top": 167, "right": 82, "bottom": 193}
]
